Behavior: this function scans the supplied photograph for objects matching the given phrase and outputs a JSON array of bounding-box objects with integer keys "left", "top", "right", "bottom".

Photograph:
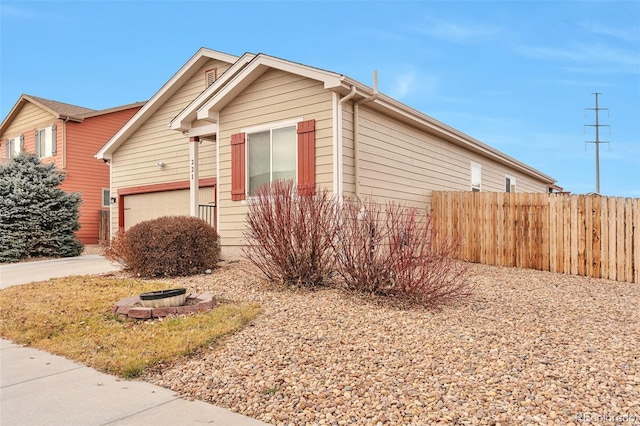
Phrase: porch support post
[{"left": 189, "top": 137, "right": 200, "bottom": 217}]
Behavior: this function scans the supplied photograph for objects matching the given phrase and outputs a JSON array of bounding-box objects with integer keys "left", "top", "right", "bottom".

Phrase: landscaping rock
[{"left": 141, "top": 261, "right": 640, "bottom": 425}]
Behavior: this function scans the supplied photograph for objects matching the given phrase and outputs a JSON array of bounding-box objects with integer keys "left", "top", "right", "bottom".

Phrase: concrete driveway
[{"left": 0, "top": 255, "right": 122, "bottom": 289}]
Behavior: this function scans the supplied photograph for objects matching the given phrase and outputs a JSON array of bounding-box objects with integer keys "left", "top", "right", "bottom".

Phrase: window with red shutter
[
  {"left": 230, "top": 119, "right": 317, "bottom": 200},
  {"left": 231, "top": 132, "right": 246, "bottom": 201},
  {"left": 297, "top": 119, "right": 316, "bottom": 196}
]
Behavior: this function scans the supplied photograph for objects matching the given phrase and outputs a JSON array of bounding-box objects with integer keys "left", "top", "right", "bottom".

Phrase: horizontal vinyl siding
[
  {"left": 65, "top": 107, "right": 141, "bottom": 244},
  {"left": 1, "top": 103, "right": 62, "bottom": 165},
  {"left": 111, "top": 59, "right": 229, "bottom": 231},
  {"left": 1, "top": 103, "right": 56, "bottom": 142},
  {"left": 355, "top": 107, "right": 549, "bottom": 208},
  {"left": 218, "top": 69, "right": 334, "bottom": 252}
]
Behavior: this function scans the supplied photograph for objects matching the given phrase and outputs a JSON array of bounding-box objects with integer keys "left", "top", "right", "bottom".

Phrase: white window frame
[
  {"left": 471, "top": 162, "right": 482, "bottom": 192},
  {"left": 7, "top": 137, "right": 21, "bottom": 159},
  {"left": 242, "top": 118, "right": 301, "bottom": 198},
  {"left": 36, "top": 126, "right": 54, "bottom": 158},
  {"left": 505, "top": 174, "right": 517, "bottom": 193},
  {"left": 102, "top": 189, "right": 111, "bottom": 208}
]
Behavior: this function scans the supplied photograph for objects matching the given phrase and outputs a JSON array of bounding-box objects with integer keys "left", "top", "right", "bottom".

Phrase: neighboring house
[
  {"left": 96, "top": 47, "right": 560, "bottom": 258},
  {"left": 0, "top": 95, "right": 144, "bottom": 244}
]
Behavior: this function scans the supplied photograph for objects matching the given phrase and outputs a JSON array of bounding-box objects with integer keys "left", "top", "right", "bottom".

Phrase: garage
[{"left": 118, "top": 182, "right": 216, "bottom": 231}]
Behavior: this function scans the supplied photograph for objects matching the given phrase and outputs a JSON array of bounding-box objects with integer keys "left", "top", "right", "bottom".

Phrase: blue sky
[{"left": 1, "top": 1, "right": 638, "bottom": 197}]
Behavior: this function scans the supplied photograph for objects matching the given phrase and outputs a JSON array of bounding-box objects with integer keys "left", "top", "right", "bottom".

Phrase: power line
[{"left": 584, "top": 92, "right": 610, "bottom": 194}]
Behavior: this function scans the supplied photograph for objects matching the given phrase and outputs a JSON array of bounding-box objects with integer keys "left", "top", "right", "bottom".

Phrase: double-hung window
[
  {"left": 5, "top": 136, "right": 22, "bottom": 159},
  {"left": 35, "top": 125, "right": 56, "bottom": 158},
  {"left": 247, "top": 125, "right": 297, "bottom": 195},
  {"left": 230, "top": 119, "right": 316, "bottom": 201}
]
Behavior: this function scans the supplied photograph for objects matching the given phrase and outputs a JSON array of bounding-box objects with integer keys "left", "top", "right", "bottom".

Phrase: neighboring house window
[
  {"left": 471, "top": 162, "right": 481, "bottom": 192},
  {"left": 505, "top": 175, "right": 517, "bottom": 193},
  {"left": 205, "top": 68, "right": 217, "bottom": 87},
  {"left": 230, "top": 119, "right": 316, "bottom": 201},
  {"left": 35, "top": 125, "right": 57, "bottom": 158},
  {"left": 102, "top": 189, "right": 111, "bottom": 208},
  {"left": 5, "top": 135, "right": 23, "bottom": 159}
]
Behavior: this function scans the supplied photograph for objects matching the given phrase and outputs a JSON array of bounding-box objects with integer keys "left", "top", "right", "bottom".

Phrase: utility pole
[{"left": 585, "top": 92, "right": 610, "bottom": 194}]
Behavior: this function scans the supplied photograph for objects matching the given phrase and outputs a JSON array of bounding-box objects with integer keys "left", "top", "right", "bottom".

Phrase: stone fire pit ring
[{"left": 114, "top": 293, "right": 216, "bottom": 320}]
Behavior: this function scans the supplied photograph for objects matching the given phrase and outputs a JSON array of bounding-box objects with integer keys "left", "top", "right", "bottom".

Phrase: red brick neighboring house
[{"left": 0, "top": 94, "right": 144, "bottom": 244}]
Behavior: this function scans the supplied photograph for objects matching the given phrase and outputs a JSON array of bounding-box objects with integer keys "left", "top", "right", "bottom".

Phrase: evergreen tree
[{"left": 0, "top": 152, "right": 83, "bottom": 262}]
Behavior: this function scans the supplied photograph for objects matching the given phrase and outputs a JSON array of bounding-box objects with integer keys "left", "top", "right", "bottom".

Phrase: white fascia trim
[
  {"left": 188, "top": 123, "right": 218, "bottom": 138},
  {"left": 241, "top": 117, "right": 302, "bottom": 135},
  {"left": 171, "top": 53, "right": 255, "bottom": 131},
  {"left": 97, "top": 48, "right": 238, "bottom": 159},
  {"left": 196, "top": 54, "right": 343, "bottom": 121}
]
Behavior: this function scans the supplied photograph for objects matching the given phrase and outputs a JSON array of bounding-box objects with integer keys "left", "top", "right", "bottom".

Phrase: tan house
[
  {"left": 96, "top": 48, "right": 559, "bottom": 257},
  {"left": 1, "top": 95, "right": 144, "bottom": 244}
]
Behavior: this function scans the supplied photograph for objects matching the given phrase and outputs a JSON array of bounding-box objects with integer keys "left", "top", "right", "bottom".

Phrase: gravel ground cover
[{"left": 142, "top": 261, "right": 639, "bottom": 425}]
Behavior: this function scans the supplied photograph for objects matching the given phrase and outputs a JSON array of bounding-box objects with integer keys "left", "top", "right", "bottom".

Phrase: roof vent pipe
[{"left": 354, "top": 70, "right": 379, "bottom": 200}]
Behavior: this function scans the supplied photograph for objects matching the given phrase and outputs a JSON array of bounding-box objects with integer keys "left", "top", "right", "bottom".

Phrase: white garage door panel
[
  {"left": 124, "top": 190, "right": 190, "bottom": 230},
  {"left": 124, "top": 188, "right": 216, "bottom": 230}
]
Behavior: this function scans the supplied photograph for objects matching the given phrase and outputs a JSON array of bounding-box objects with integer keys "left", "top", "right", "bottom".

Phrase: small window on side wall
[
  {"left": 471, "top": 162, "right": 481, "bottom": 192},
  {"left": 505, "top": 175, "right": 517, "bottom": 193},
  {"left": 102, "top": 189, "right": 110, "bottom": 208}
]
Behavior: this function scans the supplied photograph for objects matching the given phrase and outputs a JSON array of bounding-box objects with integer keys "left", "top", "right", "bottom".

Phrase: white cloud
[
  {"left": 0, "top": 3, "right": 72, "bottom": 22},
  {"left": 518, "top": 42, "right": 640, "bottom": 73},
  {"left": 0, "top": 4, "right": 35, "bottom": 19},
  {"left": 386, "top": 67, "right": 438, "bottom": 101},
  {"left": 580, "top": 22, "right": 640, "bottom": 43},
  {"left": 411, "top": 16, "right": 502, "bottom": 43}
]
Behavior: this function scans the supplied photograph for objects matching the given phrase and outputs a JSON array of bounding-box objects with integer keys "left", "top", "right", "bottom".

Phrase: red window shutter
[
  {"left": 230, "top": 132, "right": 246, "bottom": 201},
  {"left": 297, "top": 119, "right": 316, "bottom": 196}
]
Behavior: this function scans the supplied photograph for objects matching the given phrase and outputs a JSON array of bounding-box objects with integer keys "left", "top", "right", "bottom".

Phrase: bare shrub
[
  {"left": 106, "top": 216, "right": 219, "bottom": 277},
  {"left": 333, "top": 199, "right": 471, "bottom": 305},
  {"left": 242, "top": 180, "right": 339, "bottom": 287},
  {"left": 331, "top": 199, "right": 391, "bottom": 294}
]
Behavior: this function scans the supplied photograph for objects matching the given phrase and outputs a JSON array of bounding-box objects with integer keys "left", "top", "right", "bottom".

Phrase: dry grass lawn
[{"left": 0, "top": 275, "right": 260, "bottom": 378}]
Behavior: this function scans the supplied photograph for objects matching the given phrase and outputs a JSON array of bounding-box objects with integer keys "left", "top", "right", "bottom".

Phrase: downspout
[
  {"left": 353, "top": 71, "right": 379, "bottom": 200},
  {"left": 337, "top": 86, "right": 357, "bottom": 200},
  {"left": 62, "top": 116, "right": 70, "bottom": 169}
]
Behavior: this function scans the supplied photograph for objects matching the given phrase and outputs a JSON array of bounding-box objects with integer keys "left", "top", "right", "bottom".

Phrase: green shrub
[
  {"left": 106, "top": 216, "right": 219, "bottom": 277},
  {"left": 0, "top": 153, "right": 83, "bottom": 262}
]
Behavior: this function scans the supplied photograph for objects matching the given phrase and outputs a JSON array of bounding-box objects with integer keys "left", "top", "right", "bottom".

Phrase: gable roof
[
  {"left": 171, "top": 53, "right": 347, "bottom": 129},
  {"left": 0, "top": 94, "right": 95, "bottom": 135},
  {"left": 78, "top": 101, "right": 146, "bottom": 119},
  {"left": 175, "top": 53, "right": 555, "bottom": 184},
  {"left": 0, "top": 94, "right": 146, "bottom": 136},
  {"left": 95, "top": 48, "right": 239, "bottom": 159}
]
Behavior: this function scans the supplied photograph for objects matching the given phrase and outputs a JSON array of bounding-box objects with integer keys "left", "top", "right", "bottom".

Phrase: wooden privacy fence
[
  {"left": 432, "top": 191, "right": 640, "bottom": 283},
  {"left": 98, "top": 209, "right": 110, "bottom": 245}
]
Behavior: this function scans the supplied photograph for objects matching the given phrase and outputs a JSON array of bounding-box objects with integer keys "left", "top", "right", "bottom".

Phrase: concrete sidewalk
[
  {"left": 1, "top": 340, "right": 266, "bottom": 426},
  {"left": 0, "top": 255, "right": 122, "bottom": 289},
  {"left": 0, "top": 255, "right": 267, "bottom": 426}
]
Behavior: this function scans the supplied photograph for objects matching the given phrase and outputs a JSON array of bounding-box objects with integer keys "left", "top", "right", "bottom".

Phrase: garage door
[{"left": 123, "top": 187, "right": 214, "bottom": 230}]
